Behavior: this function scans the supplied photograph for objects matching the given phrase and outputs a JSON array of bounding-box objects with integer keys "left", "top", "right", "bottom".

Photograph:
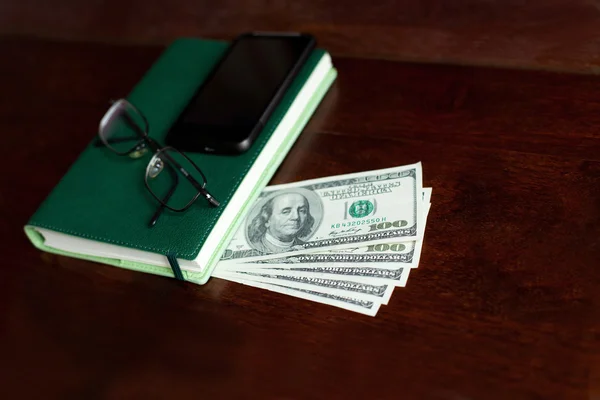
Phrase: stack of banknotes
[{"left": 212, "top": 162, "right": 430, "bottom": 316}]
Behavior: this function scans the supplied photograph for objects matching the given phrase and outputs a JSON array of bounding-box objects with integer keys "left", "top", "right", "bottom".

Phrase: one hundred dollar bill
[
  {"left": 222, "top": 240, "right": 420, "bottom": 269},
  {"left": 220, "top": 163, "right": 424, "bottom": 263},
  {"left": 223, "top": 265, "right": 411, "bottom": 286},
  {"left": 220, "top": 192, "right": 430, "bottom": 271},
  {"left": 218, "top": 269, "right": 396, "bottom": 304},
  {"left": 213, "top": 269, "right": 381, "bottom": 316}
]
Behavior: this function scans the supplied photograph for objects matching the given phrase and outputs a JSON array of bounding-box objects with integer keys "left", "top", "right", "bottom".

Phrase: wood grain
[
  {"left": 4, "top": 0, "right": 600, "bottom": 72},
  {"left": 2, "top": 37, "right": 600, "bottom": 399}
]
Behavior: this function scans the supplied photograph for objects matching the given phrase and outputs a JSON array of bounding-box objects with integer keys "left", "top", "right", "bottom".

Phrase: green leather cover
[{"left": 24, "top": 37, "right": 336, "bottom": 285}]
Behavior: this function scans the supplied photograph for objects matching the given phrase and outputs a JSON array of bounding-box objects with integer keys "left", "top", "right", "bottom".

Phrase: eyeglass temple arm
[
  {"left": 160, "top": 151, "right": 220, "bottom": 207},
  {"left": 193, "top": 182, "right": 220, "bottom": 207},
  {"left": 148, "top": 164, "right": 179, "bottom": 228}
]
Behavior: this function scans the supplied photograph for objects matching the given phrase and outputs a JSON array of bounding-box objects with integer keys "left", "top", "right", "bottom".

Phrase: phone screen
[{"left": 167, "top": 34, "right": 315, "bottom": 153}]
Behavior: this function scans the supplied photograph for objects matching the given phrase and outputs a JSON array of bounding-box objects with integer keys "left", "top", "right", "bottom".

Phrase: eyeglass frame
[{"left": 97, "top": 98, "right": 220, "bottom": 227}]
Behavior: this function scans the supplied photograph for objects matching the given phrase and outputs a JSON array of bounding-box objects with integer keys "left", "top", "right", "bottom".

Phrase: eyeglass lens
[{"left": 99, "top": 101, "right": 148, "bottom": 155}]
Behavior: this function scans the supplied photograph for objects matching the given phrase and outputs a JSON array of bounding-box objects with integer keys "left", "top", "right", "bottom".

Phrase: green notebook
[{"left": 24, "top": 37, "right": 337, "bottom": 285}]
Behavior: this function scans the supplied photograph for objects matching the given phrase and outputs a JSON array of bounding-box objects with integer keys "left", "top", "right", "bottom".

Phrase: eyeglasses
[{"left": 96, "top": 99, "right": 219, "bottom": 227}]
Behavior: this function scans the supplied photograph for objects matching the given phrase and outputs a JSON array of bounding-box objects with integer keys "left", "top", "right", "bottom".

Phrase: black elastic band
[{"left": 166, "top": 254, "right": 185, "bottom": 281}]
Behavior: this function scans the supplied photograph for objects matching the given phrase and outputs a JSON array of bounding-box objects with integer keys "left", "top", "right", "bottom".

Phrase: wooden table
[{"left": 2, "top": 36, "right": 600, "bottom": 399}]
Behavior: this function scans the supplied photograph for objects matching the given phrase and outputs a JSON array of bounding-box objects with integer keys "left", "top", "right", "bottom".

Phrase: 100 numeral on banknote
[{"left": 220, "top": 162, "right": 424, "bottom": 263}]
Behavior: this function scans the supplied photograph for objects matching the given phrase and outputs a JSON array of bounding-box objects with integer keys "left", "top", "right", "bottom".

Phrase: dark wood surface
[
  {"left": 2, "top": 36, "right": 600, "bottom": 399},
  {"left": 4, "top": 0, "right": 600, "bottom": 73}
]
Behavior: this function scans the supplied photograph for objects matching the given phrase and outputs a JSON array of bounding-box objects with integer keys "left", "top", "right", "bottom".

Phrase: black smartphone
[{"left": 165, "top": 32, "right": 316, "bottom": 154}]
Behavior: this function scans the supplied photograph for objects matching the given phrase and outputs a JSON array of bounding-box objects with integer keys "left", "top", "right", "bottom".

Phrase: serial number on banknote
[
  {"left": 331, "top": 218, "right": 408, "bottom": 230},
  {"left": 331, "top": 217, "right": 387, "bottom": 228}
]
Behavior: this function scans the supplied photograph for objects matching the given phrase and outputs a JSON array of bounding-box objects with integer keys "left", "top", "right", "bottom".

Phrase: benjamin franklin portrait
[{"left": 246, "top": 190, "right": 322, "bottom": 254}]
